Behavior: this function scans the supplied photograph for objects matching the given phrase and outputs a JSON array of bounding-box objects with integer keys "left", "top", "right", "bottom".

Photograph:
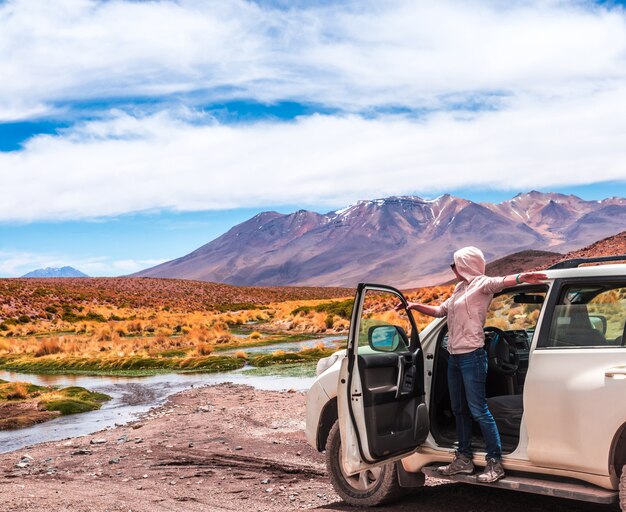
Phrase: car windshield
[{"left": 485, "top": 288, "right": 547, "bottom": 332}]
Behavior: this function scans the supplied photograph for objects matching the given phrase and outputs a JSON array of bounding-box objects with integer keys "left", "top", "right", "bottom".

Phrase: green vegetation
[
  {"left": 61, "top": 307, "right": 107, "bottom": 323},
  {"left": 40, "top": 386, "right": 111, "bottom": 415},
  {"left": 0, "top": 339, "right": 337, "bottom": 377},
  {"left": 1, "top": 316, "right": 31, "bottom": 327},
  {"left": 0, "top": 379, "right": 112, "bottom": 429},
  {"left": 0, "top": 379, "right": 43, "bottom": 400},
  {"left": 242, "top": 362, "right": 318, "bottom": 378},
  {"left": 0, "top": 354, "right": 245, "bottom": 376},
  {"left": 249, "top": 346, "right": 336, "bottom": 367},
  {"left": 215, "top": 332, "right": 325, "bottom": 352},
  {"left": 291, "top": 299, "right": 353, "bottom": 319}
]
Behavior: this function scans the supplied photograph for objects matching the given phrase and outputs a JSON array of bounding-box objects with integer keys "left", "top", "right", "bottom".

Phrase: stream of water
[{"left": 0, "top": 335, "right": 345, "bottom": 454}]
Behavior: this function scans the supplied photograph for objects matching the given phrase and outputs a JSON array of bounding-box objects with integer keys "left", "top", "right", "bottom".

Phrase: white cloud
[
  {"left": 1, "top": 84, "right": 626, "bottom": 222},
  {"left": 1, "top": 0, "right": 626, "bottom": 221},
  {"left": 0, "top": 250, "right": 165, "bottom": 277},
  {"left": 0, "top": 0, "right": 626, "bottom": 118}
]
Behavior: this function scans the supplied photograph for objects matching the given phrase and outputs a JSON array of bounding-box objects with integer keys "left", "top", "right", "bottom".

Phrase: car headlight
[{"left": 316, "top": 353, "right": 339, "bottom": 376}]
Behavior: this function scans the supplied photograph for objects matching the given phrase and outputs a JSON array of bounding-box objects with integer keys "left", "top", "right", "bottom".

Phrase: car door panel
[
  {"left": 525, "top": 278, "right": 626, "bottom": 482},
  {"left": 338, "top": 283, "right": 429, "bottom": 474}
]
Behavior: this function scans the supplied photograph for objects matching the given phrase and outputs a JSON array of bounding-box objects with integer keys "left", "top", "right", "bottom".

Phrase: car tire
[
  {"left": 619, "top": 464, "right": 626, "bottom": 512},
  {"left": 325, "top": 420, "right": 407, "bottom": 507}
]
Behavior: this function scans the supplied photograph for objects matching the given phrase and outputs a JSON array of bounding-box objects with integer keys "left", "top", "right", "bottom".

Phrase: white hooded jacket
[{"left": 432, "top": 246, "right": 507, "bottom": 355}]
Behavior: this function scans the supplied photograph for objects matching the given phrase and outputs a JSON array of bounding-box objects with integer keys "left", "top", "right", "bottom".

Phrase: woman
[{"left": 403, "top": 246, "right": 547, "bottom": 483}]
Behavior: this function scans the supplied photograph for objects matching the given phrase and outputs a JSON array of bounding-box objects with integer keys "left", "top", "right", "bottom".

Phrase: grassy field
[{"left": 0, "top": 278, "right": 454, "bottom": 376}]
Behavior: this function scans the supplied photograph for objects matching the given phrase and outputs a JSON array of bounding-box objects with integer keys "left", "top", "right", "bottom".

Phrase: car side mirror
[
  {"left": 367, "top": 325, "right": 408, "bottom": 352},
  {"left": 589, "top": 315, "right": 607, "bottom": 335}
]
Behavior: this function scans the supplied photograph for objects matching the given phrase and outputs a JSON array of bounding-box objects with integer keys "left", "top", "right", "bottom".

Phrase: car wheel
[
  {"left": 619, "top": 464, "right": 626, "bottom": 512},
  {"left": 325, "top": 420, "right": 406, "bottom": 507}
]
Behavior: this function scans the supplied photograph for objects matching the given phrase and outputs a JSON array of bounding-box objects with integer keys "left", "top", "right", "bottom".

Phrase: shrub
[
  {"left": 195, "top": 343, "right": 213, "bottom": 356},
  {"left": 41, "top": 388, "right": 111, "bottom": 415},
  {"left": 6, "top": 382, "right": 29, "bottom": 400},
  {"left": 126, "top": 320, "right": 142, "bottom": 333},
  {"left": 18, "top": 315, "right": 31, "bottom": 324},
  {"left": 96, "top": 328, "right": 115, "bottom": 342},
  {"left": 250, "top": 331, "right": 262, "bottom": 339},
  {"left": 34, "top": 338, "right": 62, "bottom": 357},
  {"left": 291, "top": 299, "right": 353, "bottom": 320}
]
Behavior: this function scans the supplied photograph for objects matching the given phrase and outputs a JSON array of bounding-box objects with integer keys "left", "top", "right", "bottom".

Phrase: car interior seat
[
  {"left": 487, "top": 394, "right": 524, "bottom": 438},
  {"left": 554, "top": 304, "right": 606, "bottom": 346}
]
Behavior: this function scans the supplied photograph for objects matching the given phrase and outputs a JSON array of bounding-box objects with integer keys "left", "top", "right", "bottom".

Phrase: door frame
[{"left": 343, "top": 282, "right": 428, "bottom": 466}]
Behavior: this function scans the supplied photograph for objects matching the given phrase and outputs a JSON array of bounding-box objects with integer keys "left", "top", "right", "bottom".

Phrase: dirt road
[{"left": 0, "top": 384, "right": 618, "bottom": 511}]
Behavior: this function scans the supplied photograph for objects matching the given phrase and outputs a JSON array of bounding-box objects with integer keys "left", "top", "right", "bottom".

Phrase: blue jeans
[{"left": 448, "top": 348, "right": 502, "bottom": 460}]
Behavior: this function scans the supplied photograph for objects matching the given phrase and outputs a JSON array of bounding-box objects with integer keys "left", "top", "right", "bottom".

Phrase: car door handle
[
  {"left": 395, "top": 357, "right": 404, "bottom": 398},
  {"left": 605, "top": 367, "right": 626, "bottom": 379}
]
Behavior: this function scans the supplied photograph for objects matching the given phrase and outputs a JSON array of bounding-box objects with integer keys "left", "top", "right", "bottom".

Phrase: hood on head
[{"left": 453, "top": 246, "right": 486, "bottom": 281}]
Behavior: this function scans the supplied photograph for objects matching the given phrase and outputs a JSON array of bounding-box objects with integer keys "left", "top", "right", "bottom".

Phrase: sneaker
[
  {"left": 477, "top": 458, "right": 505, "bottom": 483},
  {"left": 437, "top": 452, "right": 475, "bottom": 476}
]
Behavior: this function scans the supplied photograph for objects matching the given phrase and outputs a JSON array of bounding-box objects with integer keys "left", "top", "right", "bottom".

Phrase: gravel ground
[{"left": 0, "top": 383, "right": 620, "bottom": 512}]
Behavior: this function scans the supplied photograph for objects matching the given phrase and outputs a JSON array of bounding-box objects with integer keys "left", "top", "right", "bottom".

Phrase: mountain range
[
  {"left": 134, "top": 191, "right": 626, "bottom": 288},
  {"left": 22, "top": 266, "right": 88, "bottom": 278}
]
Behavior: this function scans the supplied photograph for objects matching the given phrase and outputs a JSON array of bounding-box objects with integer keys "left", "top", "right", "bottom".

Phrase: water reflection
[{"left": 219, "top": 335, "right": 345, "bottom": 355}]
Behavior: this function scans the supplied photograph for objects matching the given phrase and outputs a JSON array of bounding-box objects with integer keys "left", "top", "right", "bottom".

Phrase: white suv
[{"left": 305, "top": 256, "right": 626, "bottom": 508}]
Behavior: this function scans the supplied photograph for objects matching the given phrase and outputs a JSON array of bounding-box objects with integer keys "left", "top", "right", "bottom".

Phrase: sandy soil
[{"left": 0, "top": 384, "right": 619, "bottom": 512}]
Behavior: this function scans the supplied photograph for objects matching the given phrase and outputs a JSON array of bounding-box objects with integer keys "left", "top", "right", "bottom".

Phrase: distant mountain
[
  {"left": 484, "top": 250, "right": 563, "bottom": 278},
  {"left": 133, "top": 192, "right": 626, "bottom": 288},
  {"left": 22, "top": 266, "right": 88, "bottom": 278},
  {"left": 538, "top": 231, "right": 626, "bottom": 269},
  {"left": 483, "top": 191, "right": 626, "bottom": 251}
]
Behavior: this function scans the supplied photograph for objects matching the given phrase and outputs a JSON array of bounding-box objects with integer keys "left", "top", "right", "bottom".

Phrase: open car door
[{"left": 338, "top": 283, "right": 429, "bottom": 476}]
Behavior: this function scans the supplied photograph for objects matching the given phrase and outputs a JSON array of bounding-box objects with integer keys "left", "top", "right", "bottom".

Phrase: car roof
[{"left": 543, "top": 263, "right": 626, "bottom": 280}]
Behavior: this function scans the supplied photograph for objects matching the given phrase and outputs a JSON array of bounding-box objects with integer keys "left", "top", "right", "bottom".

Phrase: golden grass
[
  {"left": 34, "top": 338, "right": 62, "bottom": 357},
  {"left": 0, "top": 285, "right": 462, "bottom": 373},
  {"left": 6, "top": 382, "right": 29, "bottom": 400},
  {"left": 195, "top": 343, "right": 214, "bottom": 356}
]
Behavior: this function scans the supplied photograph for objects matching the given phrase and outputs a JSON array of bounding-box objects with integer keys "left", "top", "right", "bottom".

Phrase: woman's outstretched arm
[
  {"left": 396, "top": 298, "right": 450, "bottom": 318},
  {"left": 480, "top": 272, "right": 549, "bottom": 294}
]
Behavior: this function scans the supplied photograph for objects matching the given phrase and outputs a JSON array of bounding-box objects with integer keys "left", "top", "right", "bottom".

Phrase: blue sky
[{"left": 1, "top": 0, "right": 626, "bottom": 277}]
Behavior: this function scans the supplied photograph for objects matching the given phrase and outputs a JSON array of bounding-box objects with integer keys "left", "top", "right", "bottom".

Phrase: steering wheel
[{"left": 483, "top": 326, "right": 520, "bottom": 376}]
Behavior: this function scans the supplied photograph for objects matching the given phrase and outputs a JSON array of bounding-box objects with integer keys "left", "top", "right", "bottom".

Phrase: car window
[
  {"left": 485, "top": 288, "right": 547, "bottom": 332},
  {"left": 356, "top": 289, "right": 411, "bottom": 353},
  {"left": 540, "top": 283, "right": 626, "bottom": 348}
]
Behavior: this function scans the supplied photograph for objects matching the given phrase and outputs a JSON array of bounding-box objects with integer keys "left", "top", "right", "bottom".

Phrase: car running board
[{"left": 421, "top": 465, "right": 618, "bottom": 504}]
